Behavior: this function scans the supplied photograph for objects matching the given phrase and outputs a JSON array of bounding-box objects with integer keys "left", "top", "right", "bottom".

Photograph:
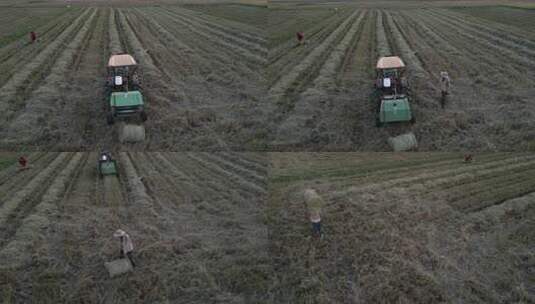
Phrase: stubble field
[
  {"left": 0, "top": 152, "right": 269, "bottom": 303},
  {"left": 0, "top": 4, "right": 267, "bottom": 150},
  {"left": 268, "top": 152, "right": 535, "bottom": 303},
  {"left": 267, "top": 3, "right": 535, "bottom": 151}
]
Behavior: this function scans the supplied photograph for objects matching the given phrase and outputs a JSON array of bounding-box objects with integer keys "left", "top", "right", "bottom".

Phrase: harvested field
[
  {"left": 0, "top": 7, "right": 75, "bottom": 48},
  {"left": 184, "top": 3, "right": 267, "bottom": 27},
  {"left": 267, "top": 3, "right": 535, "bottom": 151},
  {"left": 268, "top": 152, "right": 535, "bottom": 303},
  {"left": 0, "top": 152, "right": 269, "bottom": 303},
  {"left": 0, "top": 4, "right": 267, "bottom": 150},
  {"left": 0, "top": 153, "right": 18, "bottom": 170},
  {"left": 451, "top": 5, "right": 535, "bottom": 27}
]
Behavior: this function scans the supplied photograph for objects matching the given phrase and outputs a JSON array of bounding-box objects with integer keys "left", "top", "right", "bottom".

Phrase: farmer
[
  {"left": 464, "top": 154, "right": 473, "bottom": 163},
  {"left": 440, "top": 71, "right": 451, "bottom": 98},
  {"left": 18, "top": 156, "right": 27, "bottom": 169},
  {"left": 114, "top": 229, "right": 135, "bottom": 268},
  {"left": 310, "top": 210, "right": 322, "bottom": 238},
  {"left": 30, "top": 31, "right": 37, "bottom": 43},
  {"left": 296, "top": 31, "right": 305, "bottom": 46},
  {"left": 304, "top": 188, "right": 324, "bottom": 239}
]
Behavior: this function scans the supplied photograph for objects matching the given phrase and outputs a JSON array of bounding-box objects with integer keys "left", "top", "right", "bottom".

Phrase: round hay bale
[
  {"left": 105, "top": 258, "right": 133, "bottom": 278},
  {"left": 119, "top": 124, "right": 145, "bottom": 143},
  {"left": 388, "top": 132, "right": 418, "bottom": 152}
]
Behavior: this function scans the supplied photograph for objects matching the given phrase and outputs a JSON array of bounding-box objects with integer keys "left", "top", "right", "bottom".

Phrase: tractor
[
  {"left": 107, "top": 54, "right": 141, "bottom": 92},
  {"left": 374, "top": 56, "right": 414, "bottom": 127},
  {"left": 106, "top": 54, "right": 147, "bottom": 125},
  {"left": 106, "top": 54, "right": 147, "bottom": 142},
  {"left": 98, "top": 151, "right": 118, "bottom": 178}
]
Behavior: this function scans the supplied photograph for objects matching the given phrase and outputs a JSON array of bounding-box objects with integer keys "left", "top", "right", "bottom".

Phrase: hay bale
[
  {"left": 119, "top": 124, "right": 145, "bottom": 143},
  {"left": 105, "top": 258, "right": 133, "bottom": 278},
  {"left": 388, "top": 132, "right": 418, "bottom": 152}
]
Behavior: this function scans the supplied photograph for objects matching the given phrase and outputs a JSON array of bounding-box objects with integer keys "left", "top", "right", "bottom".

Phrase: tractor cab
[
  {"left": 100, "top": 151, "right": 112, "bottom": 162},
  {"left": 107, "top": 54, "right": 140, "bottom": 92},
  {"left": 376, "top": 56, "right": 407, "bottom": 95},
  {"left": 375, "top": 56, "right": 407, "bottom": 95},
  {"left": 98, "top": 151, "right": 118, "bottom": 177},
  {"left": 375, "top": 56, "right": 414, "bottom": 126}
]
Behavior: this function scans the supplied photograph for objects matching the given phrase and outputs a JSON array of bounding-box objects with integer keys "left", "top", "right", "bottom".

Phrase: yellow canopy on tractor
[
  {"left": 376, "top": 56, "right": 405, "bottom": 70},
  {"left": 108, "top": 54, "right": 137, "bottom": 67}
]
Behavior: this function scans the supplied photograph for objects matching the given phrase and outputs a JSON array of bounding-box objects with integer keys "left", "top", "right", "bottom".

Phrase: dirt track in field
[
  {"left": 268, "top": 152, "right": 535, "bottom": 303},
  {"left": 0, "top": 5, "right": 267, "bottom": 151},
  {"left": 267, "top": 5, "right": 535, "bottom": 151},
  {"left": 0, "top": 152, "right": 269, "bottom": 303}
]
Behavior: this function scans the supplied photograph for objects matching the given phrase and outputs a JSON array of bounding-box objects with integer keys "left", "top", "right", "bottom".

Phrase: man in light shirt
[
  {"left": 304, "top": 188, "right": 324, "bottom": 239},
  {"left": 114, "top": 229, "right": 136, "bottom": 268},
  {"left": 309, "top": 210, "right": 322, "bottom": 238},
  {"left": 440, "top": 71, "right": 451, "bottom": 107}
]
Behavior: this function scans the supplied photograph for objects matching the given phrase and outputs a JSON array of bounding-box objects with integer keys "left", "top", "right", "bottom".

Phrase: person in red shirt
[
  {"left": 30, "top": 31, "right": 37, "bottom": 43},
  {"left": 18, "top": 156, "right": 27, "bottom": 169},
  {"left": 296, "top": 31, "right": 305, "bottom": 46},
  {"left": 464, "top": 154, "right": 473, "bottom": 163}
]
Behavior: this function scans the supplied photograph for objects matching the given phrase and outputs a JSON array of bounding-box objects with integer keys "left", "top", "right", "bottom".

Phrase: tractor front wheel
[{"left": 107, "top": 113, "right": 114, "bottom": 125}]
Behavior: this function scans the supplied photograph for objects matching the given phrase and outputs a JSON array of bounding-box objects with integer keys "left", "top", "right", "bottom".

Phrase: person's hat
[
  {"left": 114, "top": 229, "right": 126, "bottom": 238},
  {"left": 440, "top": 71, "right": 448, "bottom": 77},
  {"left": 303, "top": 188, "right": 319, "bottom": 201}
]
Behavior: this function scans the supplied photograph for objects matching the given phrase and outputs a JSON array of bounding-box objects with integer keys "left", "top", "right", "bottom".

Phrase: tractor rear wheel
[
  {"left": 140, "top": 111, "right": 147, "bottom": 122},
  {"left": 376, "top": 116, "right": 383, "bottom": 128},
  {"left": 107, "top": 113, "right": 114, "bottom": 125}
]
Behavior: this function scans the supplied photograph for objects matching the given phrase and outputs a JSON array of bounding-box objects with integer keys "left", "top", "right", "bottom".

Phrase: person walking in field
[
  {"left": 30, "top": 31, "right": 37, "bottom": 43},
  {"left": 304, "top": 188, "right": 324, "bottom": 239},
  {"left": 18, "top": 156, "right": 28, "bottom": 169},
  {"left": 296, "top": 31, "right": 305, "bottom": 46},
  {"left": 464, "top": 154, "right": 473, "bottom": 163},
  {"left": 114, "top": 229, "right": 136, "bottom": 268},
  {"left": 440, "top": 71, "right": 451, "bottom": 107},
  {"left": 309, "top": 210, "right": 322, "bottom": 238}
]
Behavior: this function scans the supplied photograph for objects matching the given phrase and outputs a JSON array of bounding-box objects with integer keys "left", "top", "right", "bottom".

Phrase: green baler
[
  {"left": 107, "top": 90, "right": 147, "bottom": 125},
  {"left": 98, "top": 159, "right": 118, "bottom": 177},
  {"left": 377, "top": 95, "right": 414, "bottom": 126}
]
